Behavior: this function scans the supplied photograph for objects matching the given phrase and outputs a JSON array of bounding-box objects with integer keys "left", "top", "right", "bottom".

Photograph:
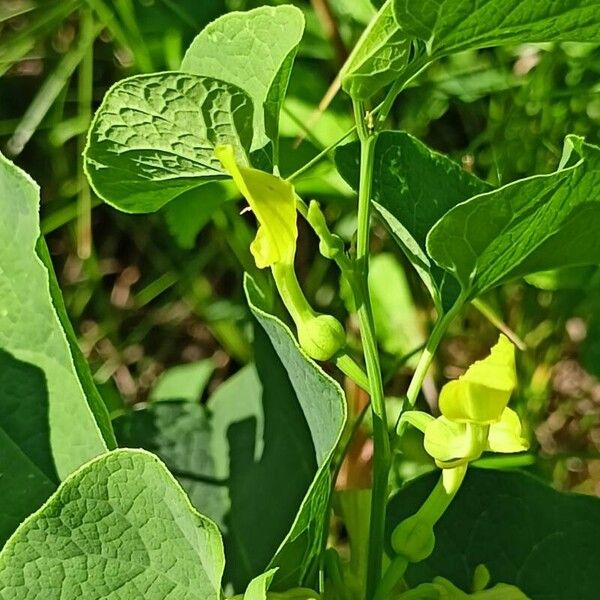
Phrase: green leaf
[
  {"left": 341, "top": 0, "right": 411, "bottom": 100},
  {"left": 181, "top": 5, "right": 305, "bottom": 153},
  {"left": 150, "top": 359, "right": 215, "bottom": 403},
  {"left": 0, "top": 152, "right": 108, "bottom": 482},
  {"left": 244, "top": 275, "right": 346, "bottom": 590},
  {"left": 369, "top": 253, "right": 424, "bottom": 365},
  {"left": 163, "top": 182, "right": 236, "bottom": 249},
  {"left": 386, "top": 468, "right": 600, "bottom": 599},
  {"left": 393, "top": 0, "right": 600, "bottom": 59},
  {"left": 114, "top": 367, "right": 282, "bottom": 591},
  {"left": 525, "top": 265, "right": 600, "bottom": 291},
  {"left": 84, "top": 72, "right": 254, "bottom": 213},
  {"left": 0, "top": 350, "right": 57, "bottom": 546},
  {"left": 36, "top": 238, "right": 116, "bottom": 448},
  {"left": 114, "top": 374, "right": 250, "bottom": 562},
  {"left": 335, "top": 131, "right": 490, "bottom": 309},
  {"left": 427, "top": 137, "right": 600, "bottom": 300},
  {"left": 0, "top": 449, "right": 224, "bottom": 599},
  {"left": 242, "top": 569, "right": 277, "bottom": 600},
  {"left": 114, "top": 281, "right": 346, "bottom": 592}
]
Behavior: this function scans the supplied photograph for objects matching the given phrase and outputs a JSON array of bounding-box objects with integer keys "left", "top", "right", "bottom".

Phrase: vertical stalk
[
  {"left": 353, "top": 101, "right": 391, "bottom": 599},
  {"left": 77, "top": 8, "right": 95, "bottom": 259}
]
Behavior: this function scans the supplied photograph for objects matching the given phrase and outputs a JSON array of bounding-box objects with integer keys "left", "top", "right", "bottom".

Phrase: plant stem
[
  {"left": 286, "top": 126, "right": 357, "bottom": 182},
  {"left": 353, "top": 100, "right": 391, "bottom": 599},
  {"left": 333, "top": 352, "right": 370, "bottom": 393},
  {"left": 372, "top": 57, "right": 429, "bottom": 125},
  {"left": 472, "top": 297, "right": 527, "bottom": 350},
  {"left": 402, "top": 299, "right": 464, "bottom": 412},
  {"left": 373, "top": 556, "right": 408, "bottom": 600}
]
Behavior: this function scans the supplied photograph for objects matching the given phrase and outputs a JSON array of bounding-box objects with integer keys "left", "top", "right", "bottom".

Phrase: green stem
[
  {"left": 286, "top": 126, "right": 357, "bottom": 182},
  {"left": 472, "top": 297, "right": 526, "bottom": 351},
  {"left": 399, "top": 298, "right": 464, "bottom": 421},
  {"left": 372, "top": 57, "right": 430, "bottom": 127},
  {"left": 333, "top": 352, "right": 370, "bottom": 393},
  {"left": 295, "top": 194, "right": 368, "bottom": 389},
  {"left": 353, "top": 100, "right": 391, "bottom": 599},
  {"left": 373, "top": 556, "right": 408, "bottom": 600},
  {"left": 416, "top": 465, "right": 467, "bottom": 524}
]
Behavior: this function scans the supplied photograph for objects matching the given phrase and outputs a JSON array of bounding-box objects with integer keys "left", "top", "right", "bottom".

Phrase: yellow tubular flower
[
  {"left": 402, "top": 335, "right": 528, "bottom": 469},
  {"left": 215, "top": 144, "right": 297, "bottom": 268},
  {"left": 438, "top": 335, "right": 516, "bottom": 424},
  {"left": 215, "top": 145, "right": 345, "bottom": 361}
]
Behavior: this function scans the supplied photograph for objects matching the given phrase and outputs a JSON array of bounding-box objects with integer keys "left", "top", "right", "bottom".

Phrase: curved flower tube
[{"left": 215, "top": 145, "right": 345, "bottom": 360}]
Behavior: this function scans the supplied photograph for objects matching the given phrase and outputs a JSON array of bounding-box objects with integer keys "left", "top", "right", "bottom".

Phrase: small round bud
[
  {"left": 298, "top": 314, "right": 346, "bottom": 361},
  {"left": 391, "top": 515, "right": 436, "bottom": 562}
]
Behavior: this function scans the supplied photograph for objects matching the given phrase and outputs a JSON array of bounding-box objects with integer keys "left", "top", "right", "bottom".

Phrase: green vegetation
[{"left": 1, "top": 1, "right": 600, "bottom": 598}]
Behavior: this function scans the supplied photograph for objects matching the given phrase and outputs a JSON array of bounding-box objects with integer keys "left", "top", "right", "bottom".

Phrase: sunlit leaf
[
  {"left": 0, "top": 152, "right": 111, "bottom": 545},
  {"left": 115, "top": 276, "right": 346, "bottom": 592},
  {"left": 0, "top": 450, "right": 224, "bottom": 599},
  {"left": 393, "top": 0, "right": 600, "bottom": 59},
  {"left": 341, "top": 0, "right": 411, "bottom": 100},
  {"left": 85, "top": 73, "right": 253, "bottom": 213},
  {"left": 181, "top": 5, "right": 304, "bottom": 153},
  {"left": 427, "top": 137, "right": 600, "bottom": 300},
  {"left": 241, "top": 569, "right": 277, "bottom": 599}
]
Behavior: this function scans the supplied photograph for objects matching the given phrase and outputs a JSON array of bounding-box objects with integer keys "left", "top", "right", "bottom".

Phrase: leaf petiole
[{"left": 286, "top": 125, "right": 357, "bottom": 182}]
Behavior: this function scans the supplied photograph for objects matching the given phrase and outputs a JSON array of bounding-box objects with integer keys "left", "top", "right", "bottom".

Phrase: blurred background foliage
[{"left": 2, "top": 0, "right": 600, "bottom": 495}]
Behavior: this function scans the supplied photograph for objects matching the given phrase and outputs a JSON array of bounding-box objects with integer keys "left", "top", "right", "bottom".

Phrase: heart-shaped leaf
[
  {"left": 115, "top": 277, "right": 346, "bottom": 592},
  {"left": 0, "top": 450, "right": 224, "bottom": 599},
  {"left": 336, "top": 133, "right": 600, "bottom": 309},
  {"left": 0, "top": 152, "right": 111, "bottom": 544},
  {"left": 244, "top": 275, "right": 346, "bottom": 590},
  {"left": 181, "top": 5, "right": 305, "bottom": 155},
  {"left": 85, "top": 73, "right": 254, "bottom": 213},
  {"left": 335, "top": 131, "right": 490, "bottom": 310}
]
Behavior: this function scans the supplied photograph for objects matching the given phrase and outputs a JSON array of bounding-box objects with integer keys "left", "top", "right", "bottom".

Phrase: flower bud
[
  {"left": 298, "top": 314, "right": 346, "bottom": 361},
  {"left": 391, "top": 514, "right": 436, "bottom": 562}
]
